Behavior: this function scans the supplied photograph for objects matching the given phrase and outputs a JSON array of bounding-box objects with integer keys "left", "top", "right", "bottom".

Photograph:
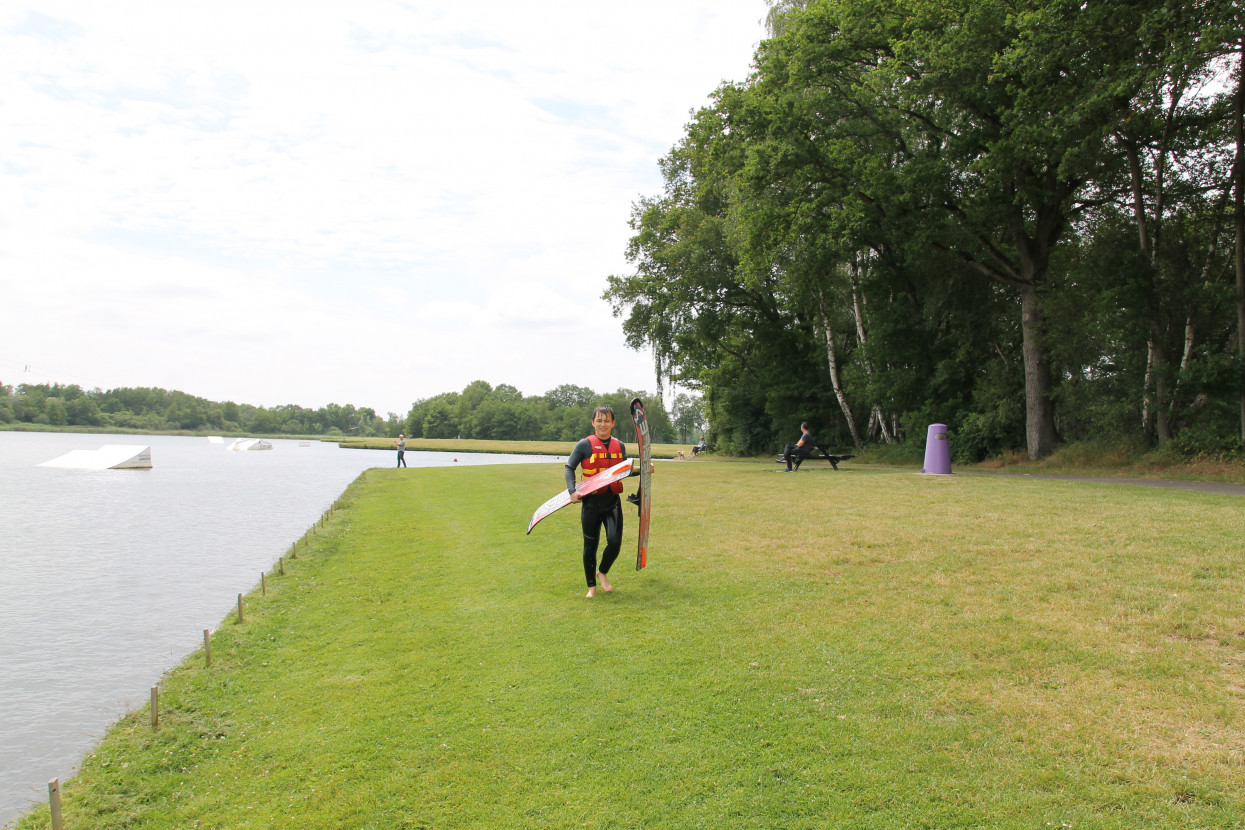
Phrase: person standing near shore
[
  {"left": 396, "top": 434, "right": 407, "bottom": 468},
  {"left": 565, "top": 405, "right": 652, "bottom": 598}
]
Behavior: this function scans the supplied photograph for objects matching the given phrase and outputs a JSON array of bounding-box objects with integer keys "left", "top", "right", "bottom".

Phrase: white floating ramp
[
  {"left": 230, "top": 438, "right": 273, "bottom": 451},
  {"left": 39, "top": 445, "right": 153, "bottom": 470},
  {"left": 207, "top": 435, "right": 224, "bottom": 444}
]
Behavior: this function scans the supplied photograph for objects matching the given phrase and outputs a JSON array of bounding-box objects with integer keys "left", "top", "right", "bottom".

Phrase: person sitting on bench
[{"left": 782, "top": 422, "right": 813, "bottom": 472}]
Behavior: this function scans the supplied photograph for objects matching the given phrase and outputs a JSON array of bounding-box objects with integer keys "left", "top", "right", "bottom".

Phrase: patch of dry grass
[{"left": 973, "top": 441, "right": 1245, "bottom": 484}]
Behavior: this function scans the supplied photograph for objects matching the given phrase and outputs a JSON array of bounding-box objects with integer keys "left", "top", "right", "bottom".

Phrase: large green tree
[{"left": 609, "top": 0, "right": 1242, "bottom": 459}]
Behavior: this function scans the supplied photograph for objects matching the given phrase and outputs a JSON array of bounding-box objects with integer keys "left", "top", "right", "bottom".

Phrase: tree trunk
[
  {"left": 869, "top": 404, "right": 893, "bottom": 444},
  {"left": 1121, "top": 125, "right": 1179, "bottom": 445},
  {"left": 847, "top": 258, "right": 892, "bottom": 443},
  {"left": 1141, "top": 348, "right": 1153, "bottom": 436},
  {"left": 1168, "top": 317, "right": 1196, "bottom": 421},
  {"left": 1234, "top": 44, "right": 1245, "bottom": 444},
  {"left": 1148, "top": 329, "right": 1172, "bottom": 445},
  {"left": 1020, "top": 286, "right": 1057, "bottom": 459},
  {"left": 818, "top": 291, "right": 862, "bottom": 447}
]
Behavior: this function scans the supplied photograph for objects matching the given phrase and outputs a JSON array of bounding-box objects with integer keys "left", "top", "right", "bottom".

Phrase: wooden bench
[{"left": 775, "top": 443, "right": 854, "bottom": 470}]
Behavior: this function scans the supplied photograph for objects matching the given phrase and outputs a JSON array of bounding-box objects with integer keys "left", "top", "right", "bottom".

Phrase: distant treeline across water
[{"left": 1, "top": 380, "right": 699, "bottom": 445}]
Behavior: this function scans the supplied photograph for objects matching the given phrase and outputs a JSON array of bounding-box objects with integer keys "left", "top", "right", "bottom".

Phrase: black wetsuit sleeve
[{"left": 565, "top": 438, "right": 592, "bottom": 494}]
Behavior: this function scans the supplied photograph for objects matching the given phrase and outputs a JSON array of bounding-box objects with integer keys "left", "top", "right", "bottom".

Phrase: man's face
[{"left": 592, "top": 411, "right": 615, "bottom": 440}]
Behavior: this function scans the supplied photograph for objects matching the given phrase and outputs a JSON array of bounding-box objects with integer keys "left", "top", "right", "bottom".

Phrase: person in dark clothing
[
  {"left": 782, "top": 422, "right": 812, "bottom": 472},
  {"left": 564, "top": 405, "right": 652, "bottom": 598}
]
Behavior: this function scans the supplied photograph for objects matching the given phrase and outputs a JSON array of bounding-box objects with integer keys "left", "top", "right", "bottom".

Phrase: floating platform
[
  {"left": 39, "top": 445, "right": 153, "bottom": 470},
  {"left": 230, "top": 439, "right": 273, "bottom": 451},
  {"left": 207, "top": 436, "right": 224, "bottom": 444}
]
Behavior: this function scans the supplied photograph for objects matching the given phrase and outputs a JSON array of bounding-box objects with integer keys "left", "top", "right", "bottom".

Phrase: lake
[{"left": 0, "top": 431, "right": 559, "bottom": 826}]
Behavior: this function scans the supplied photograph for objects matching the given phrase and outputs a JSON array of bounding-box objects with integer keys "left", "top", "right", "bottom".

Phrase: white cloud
[{"left": 0, "top": 0, "right": 766, "bottom": 414}]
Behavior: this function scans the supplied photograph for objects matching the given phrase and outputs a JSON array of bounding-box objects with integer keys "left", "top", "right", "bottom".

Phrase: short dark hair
[
  {"left": 593, "top": 405, "right": 616, "bottom": 421},
  {"left": 801, "top": 422, "right": 809, "bottom": 431}
]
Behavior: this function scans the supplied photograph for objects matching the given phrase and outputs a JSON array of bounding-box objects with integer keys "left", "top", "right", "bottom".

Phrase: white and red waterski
[
  {"left": 526, "top": 458, "right": 635, "bottom": 535},
  {"left": 630, "top": 397, "right": 652, "bottom": 570}
]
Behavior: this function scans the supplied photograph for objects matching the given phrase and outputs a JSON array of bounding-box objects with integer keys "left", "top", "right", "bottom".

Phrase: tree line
[
  {"left": 0, "top": 382, "right": 398, "bottom": 436},
  {"left": 0, "top": 381, "right": 703, "bottom": 445},
  {"left": 606, "top": 0, "right": 1245, "bottom": 461},
  {"left": 400, "top": 381, "right": 700, "bottom": 445}
]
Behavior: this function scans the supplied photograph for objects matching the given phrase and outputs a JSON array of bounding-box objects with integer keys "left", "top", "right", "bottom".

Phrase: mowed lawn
[{"left": 19, "top": 460, "right": 1245, "bottom": 829}]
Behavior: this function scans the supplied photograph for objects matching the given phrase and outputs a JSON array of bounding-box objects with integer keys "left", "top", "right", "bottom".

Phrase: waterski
[
  {"left": 630, "top": 397, "right": 652, "bottom": 570},
  {"left": 526, "top": 458, "right": 634, "bottom": 535}
]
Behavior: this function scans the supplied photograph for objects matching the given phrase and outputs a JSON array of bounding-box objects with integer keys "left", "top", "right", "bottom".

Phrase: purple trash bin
[{"left": 921, "top": 423, "right": 952, "bottom": 475}]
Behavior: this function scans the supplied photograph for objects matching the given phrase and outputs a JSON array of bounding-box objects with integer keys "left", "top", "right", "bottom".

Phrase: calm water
[{"left": 0, "top": 432, "right": 559, "bottom": 826}]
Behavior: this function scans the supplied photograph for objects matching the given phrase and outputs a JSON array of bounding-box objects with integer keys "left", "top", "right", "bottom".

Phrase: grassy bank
[
  {"left": 974, "top": 442, "right": 1245, "bottom": 484},
  {"left": 16, "top": 462, "right": 1245, "bottom": 828},
  {"left": 853, "top": 441, "right": 1245, "bottom": 485}
]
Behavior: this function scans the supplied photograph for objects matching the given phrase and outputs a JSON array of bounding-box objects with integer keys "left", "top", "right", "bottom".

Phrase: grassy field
[{"left": 16, "top": 460, "right": 1245, "bottom": 828}]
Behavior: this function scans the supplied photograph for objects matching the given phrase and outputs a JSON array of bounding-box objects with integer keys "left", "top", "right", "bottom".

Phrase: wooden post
[
  {"left": 278, "top": 556, "right": 285, "bottom": 576},
  {"left": 261, "top": 572, "right": 266, "bottom": 596},
  {"left": 150, "top": 686, "right": 159, "bottom": 729},
  {"left": 49, "top": 778, "right": 63, "bottom": 830},
  {"left": 204, "top": 629, "right": 211, "bottom": 667},
  {"left": 237, "top": 593, "right": 244, "bottom": 623},
  {"left": 290, "top": 543, "right": 297, "bottom": 560}
]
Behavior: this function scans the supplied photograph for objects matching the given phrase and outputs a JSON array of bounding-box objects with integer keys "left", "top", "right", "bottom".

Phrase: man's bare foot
[
  {"left": 585, "top": 586, "right": 596, "bottom": 598},
  {"left": 597, "top": 571, "right": 613, "bottom": 593}
]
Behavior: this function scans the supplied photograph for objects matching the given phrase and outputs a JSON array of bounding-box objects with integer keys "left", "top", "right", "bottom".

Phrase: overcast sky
[{"left": 0, "top": 1, "right": 767, "bottom": 416}]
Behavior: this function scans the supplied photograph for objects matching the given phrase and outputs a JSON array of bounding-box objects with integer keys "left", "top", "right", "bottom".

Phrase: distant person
[
  {"left": 692, "top": 436, "right": 707, "bottom": 456},
  {"left": 396, "top": 434, "right": 407, "bottom": 468},
  {"left": 564, "top": 405, "right": 654, "bottom": 598},
  {"left": 782, "top": 422, "right": 812, "bottom": 472}
]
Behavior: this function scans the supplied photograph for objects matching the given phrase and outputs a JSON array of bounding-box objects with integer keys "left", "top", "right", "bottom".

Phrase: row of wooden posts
[{"left": 43, "top": 499, "right": 345, "bottom": 829}]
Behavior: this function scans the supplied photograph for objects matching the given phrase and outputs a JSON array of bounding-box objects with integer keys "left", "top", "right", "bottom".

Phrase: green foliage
[
  {"left": 670, "top": 391, "right": 707, "bottom": 442},
  {"left": 606, "top": 0, "right": 1243, "bottom": 461},
  {"left": 0, "top": 379, "right": 677, "bottom": 443},
  {"left": 399, "top": 381, "right": 679, "bottom": 447},
  {"left": 0, "top": 383, "right": 392, "bottom": 438}
]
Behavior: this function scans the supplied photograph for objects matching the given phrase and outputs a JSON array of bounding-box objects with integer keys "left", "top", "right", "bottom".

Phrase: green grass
[{"left": 17, "top": 462, "right": 1245, "bottom": 828}]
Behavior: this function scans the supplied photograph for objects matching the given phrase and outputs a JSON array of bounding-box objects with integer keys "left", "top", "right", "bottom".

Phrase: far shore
[{"left": 4, "top": 424, "right": 1242, "bottom": 483}]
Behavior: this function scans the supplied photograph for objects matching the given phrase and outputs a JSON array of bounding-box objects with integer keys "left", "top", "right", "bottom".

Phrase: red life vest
[{"left": 580, "top": 434, "right": 625, "bottom": 494}]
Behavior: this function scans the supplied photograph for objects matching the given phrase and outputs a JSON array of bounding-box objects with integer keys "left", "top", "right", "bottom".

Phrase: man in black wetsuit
[{"left": 565, "top": 405, "right": 649, "bottom": 598}]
